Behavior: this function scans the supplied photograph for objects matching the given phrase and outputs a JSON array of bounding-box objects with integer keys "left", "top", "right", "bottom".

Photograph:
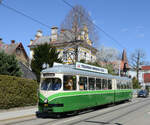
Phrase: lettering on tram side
[{"left": 76, "top": 62, "right": 108, "bottom": 74}]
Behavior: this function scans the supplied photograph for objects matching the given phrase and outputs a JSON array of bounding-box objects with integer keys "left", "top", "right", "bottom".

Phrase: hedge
[{"left": 0, "top": 75, "right": 38, "bottom": 109}]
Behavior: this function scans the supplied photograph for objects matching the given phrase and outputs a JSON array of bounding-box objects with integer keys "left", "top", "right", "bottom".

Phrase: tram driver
[{"left": 65, "top": 79, "right": 73, "bottom": 90}]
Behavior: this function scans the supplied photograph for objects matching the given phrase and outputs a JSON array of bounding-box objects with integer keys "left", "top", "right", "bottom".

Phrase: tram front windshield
[{"left": 41, "top": 78, "right": 61, "bottom": 91}]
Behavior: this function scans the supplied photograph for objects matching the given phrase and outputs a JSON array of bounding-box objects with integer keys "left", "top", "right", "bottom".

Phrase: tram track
[
  {"left": 3, "top": 117, "right": 58, "bottom": 125},
  {"left": 84, "top": 101, "right": 150, "bottom": 125},
  {"left": 2, "top": 98, "right": 150, "bottom": 125},
  {"left": 105, "top": 101, "right": 150, "bottom": 124},
  {"left": 67, "top": 98, "right": 150, "bottom": 125}
]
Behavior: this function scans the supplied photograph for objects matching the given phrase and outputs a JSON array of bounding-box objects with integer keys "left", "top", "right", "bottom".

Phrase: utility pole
[{"left": 74, "top": 44, "right": 78, "bottom": 63}]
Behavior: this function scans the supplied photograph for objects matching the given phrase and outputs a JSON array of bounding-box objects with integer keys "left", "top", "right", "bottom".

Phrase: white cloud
[
  {"left": 121, "top": 28, "right": 128, "bottom": 32},
  {"left": 138, "top": 33, "right": 145, "bottom": 38},
  {"left": 136, "top": 26, "right": 144, "bottom": 32},
  {"left": 92, "top": 20, "right": 96, "bottom": 24}
]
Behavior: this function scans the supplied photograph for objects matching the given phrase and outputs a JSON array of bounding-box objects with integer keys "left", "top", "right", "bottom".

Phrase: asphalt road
[{"left": 1, "top": 97, "right": 150, "bottom": 125}]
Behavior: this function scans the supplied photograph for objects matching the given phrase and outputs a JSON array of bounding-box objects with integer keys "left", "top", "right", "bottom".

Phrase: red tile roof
[{"left": 141, "top": 66, "right": 150, "bottom": 70}]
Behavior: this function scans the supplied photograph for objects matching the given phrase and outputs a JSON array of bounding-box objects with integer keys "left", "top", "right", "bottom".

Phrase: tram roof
[{"left": 42, "top": 64, "right": 130, "bottom": 81}]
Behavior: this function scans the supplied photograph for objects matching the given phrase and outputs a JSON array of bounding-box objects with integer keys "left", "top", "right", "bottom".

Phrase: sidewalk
[{"left": 0, "top": 106, "right": 37, "bottom": 121}]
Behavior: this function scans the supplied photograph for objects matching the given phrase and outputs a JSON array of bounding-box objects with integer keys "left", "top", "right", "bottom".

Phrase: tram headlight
[{"left": 44, "top": 98, "right": 48, "bottom": 103}]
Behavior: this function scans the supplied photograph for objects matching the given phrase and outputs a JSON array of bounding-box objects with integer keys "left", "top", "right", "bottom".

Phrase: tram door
[
  {"left": 112, "top": 79, "right": 117, "bottom": 90},
  {"left": 112, "top": 79, "right": 117, "bottom": 102}
]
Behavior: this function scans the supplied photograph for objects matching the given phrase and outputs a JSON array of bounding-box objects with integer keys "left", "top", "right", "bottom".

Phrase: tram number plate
[{"left": 44, "top": 104, "right": 48, "bottom": 107}]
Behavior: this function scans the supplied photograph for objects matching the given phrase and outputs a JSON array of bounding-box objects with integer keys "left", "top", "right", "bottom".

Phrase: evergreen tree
[
  {"left": 132, "top": 77, "right": 140, "bottom": 89},
  {"left": 31, "top": 43, "right": 62, "bottom": 82},
  {"left": 0, "top": 51, "right": 22, "bottom": 76}
]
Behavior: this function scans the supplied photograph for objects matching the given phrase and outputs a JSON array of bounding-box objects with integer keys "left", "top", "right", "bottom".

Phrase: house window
[
  {"left": 63, "top": 51, "right": 67, "bottom": 62},
  {"left": 84, "top": 52, "right": 86, "bottom": 57},
  {"left": 16, "top": 48, "right": 21, "bottom": 55}
]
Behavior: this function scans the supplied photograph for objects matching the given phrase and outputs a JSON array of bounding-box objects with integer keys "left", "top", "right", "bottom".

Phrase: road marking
[
  {"left": 0, "top": 114, "right": 35, "bottom": 122},
  {"left": 52, "top": 116, "right": 80, "bottom": 125}
]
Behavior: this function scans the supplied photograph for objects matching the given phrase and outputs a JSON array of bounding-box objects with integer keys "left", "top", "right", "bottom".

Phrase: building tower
[{"left": 120, "top": 49, "right": 129, "bottom": 76}]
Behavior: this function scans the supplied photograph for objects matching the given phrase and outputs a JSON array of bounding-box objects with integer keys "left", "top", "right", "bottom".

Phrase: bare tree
[
  {"left": 97, "top": 46, "right": 120, "bottom": 63},
  {"left": 61, "top": 5, "right": 99, "bottom": 43},
  {"left": 130, "top": 49, "right": 146, "bottom": 82}
]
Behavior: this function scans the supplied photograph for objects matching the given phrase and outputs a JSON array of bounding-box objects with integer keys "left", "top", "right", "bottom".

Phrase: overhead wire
[
  {"left": 0, "top": 1, "right": 76, "bottom": 46},
  {"left": 0, "top": 2, "right": 51, "bottom": 29},
  {"left": 0, "top": 0, "right": 129, "bottom": 60},
  {"left": 0, "top": 0, "right": 126, "bottom": 50}
]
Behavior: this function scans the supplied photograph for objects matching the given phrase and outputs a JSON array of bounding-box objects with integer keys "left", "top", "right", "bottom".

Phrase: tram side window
[
  {"left": 88, "top": 78, "right": 95, "bottom": 90},
  {"left": 108, "top": 80, "right": 112, "bottom": 89},
  {"left": 128, "top": 81, "right": 131, "bottom": 89},
  {"left": 122, "top": 81, "right": 125, "bottom": 89},
  {"left": 117, "top": 81, "right": 120, "bottom": 89},
  {"left": 120, "top": 81, "right": 123, "bottom": 89},
  {"left": 117, "top": 83, "right": 120, "bottom": 89},
  {"left": 102, "top": 79, "right": 107, "bottom": 90},
  {"left": 124, "top": 84, "right": 127, "bottom": 89},
  {"left": 129, "top": 81, "right": 132, "bottom": 89},
  {"left": 63, "top": 75, "right": 76, "bottom": 90},
  {"left": 79, "top": 77, "right": 87, "bottom": 90},
  {"left": 127, "top": 83, "right": 129, "bottom": 89},
  {"left": 96, "top": 79, "right": 101, "bottom": 90},
  {"left": 121, "top": 84, "right": 124, "bottom": 89}
]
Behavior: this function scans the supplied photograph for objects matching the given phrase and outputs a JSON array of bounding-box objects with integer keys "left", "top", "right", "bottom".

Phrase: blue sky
[{"left": 0, "top": 0, "right": 150, "bottom": 62}]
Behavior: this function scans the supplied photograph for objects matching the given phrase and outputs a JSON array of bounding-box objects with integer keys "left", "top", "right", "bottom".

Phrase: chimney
[
  {"left": 51, "top": 26, "right": 58, "bottom": 42},
  {"left": 35, "top": 30, "right": 43, "bottom": 39},
  {"left": 60, "top": 29, "right": 66, "bottom": 33},
  {"left": 30, "top": 39, "right": 33, "bottom": 45},
  {"left": 11, "top": 40, "right": 15, "bottom": 44}
]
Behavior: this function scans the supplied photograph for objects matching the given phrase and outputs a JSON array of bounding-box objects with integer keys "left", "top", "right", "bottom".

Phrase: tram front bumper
[
  {"left": 38, "top": 103, "right": 64, "bottom": 113},
  {"left": 39, "top": 103, "right": 64, "bottom": 107}
]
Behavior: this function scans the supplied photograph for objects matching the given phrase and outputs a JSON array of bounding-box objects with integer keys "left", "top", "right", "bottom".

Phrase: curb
[
  {"left": 0, "top": 114, "right": 35, "bottom": 122},
  {"left": 0, "top": 105, "right": 37, "bottom": 113}
]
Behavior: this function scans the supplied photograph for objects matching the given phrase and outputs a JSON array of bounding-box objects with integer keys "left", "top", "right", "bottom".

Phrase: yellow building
[{"left": 28, "top": 26, "right": 97, "bottom": 64}]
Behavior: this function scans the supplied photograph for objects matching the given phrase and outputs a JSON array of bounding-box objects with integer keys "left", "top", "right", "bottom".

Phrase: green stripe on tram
[
  {"left": 39, "top": 93, "right": 46, "bottom": 101},
  {"left": 39, "top": 89, "right": 132, "bottom": 102},
  {"left": 40, "top": 90, "right": 112, "bottom": 102}
]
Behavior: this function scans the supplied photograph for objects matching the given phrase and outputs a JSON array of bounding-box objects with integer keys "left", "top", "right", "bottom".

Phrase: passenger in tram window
[
  {"left": 79, "top": 84, "right": 84, "bottom": 90},
  {"left": 65, "top": 79, "right": 73, "bottom": 90}
]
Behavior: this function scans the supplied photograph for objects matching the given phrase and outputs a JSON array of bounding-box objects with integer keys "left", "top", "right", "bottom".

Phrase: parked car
[{"left": 137, "top": 89, "right": 149, "bottom": 98}]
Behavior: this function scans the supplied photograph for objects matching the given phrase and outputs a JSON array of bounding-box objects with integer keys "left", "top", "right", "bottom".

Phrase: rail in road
[{"left": 1, "top": 97, "right": 150, "bottom": 125}]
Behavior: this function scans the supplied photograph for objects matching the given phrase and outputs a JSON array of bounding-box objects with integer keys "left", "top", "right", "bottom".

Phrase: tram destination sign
[{"left": 76, "top": 62, "right": 108, "bottom": 74}]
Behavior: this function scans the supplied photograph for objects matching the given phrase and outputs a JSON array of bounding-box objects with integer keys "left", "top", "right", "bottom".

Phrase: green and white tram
[{"left": 38, "top": 62, "right": 132, "bottom": 114}]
